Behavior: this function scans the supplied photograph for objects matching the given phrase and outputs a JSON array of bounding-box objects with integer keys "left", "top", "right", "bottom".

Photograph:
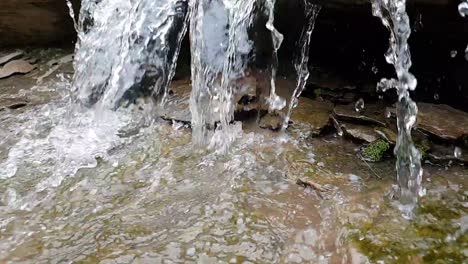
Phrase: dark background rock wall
[{"left": 0, "top": 0, "right": 79, "bottom": 47}]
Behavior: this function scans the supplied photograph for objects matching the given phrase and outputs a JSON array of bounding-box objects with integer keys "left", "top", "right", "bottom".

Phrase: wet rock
[
  {"left": 333, "top": 103, "right": 388, "bottom": 127},
  {"left": 0, "top": 60, "right": 36, "bottom": 79},
  {"left": 339, "top": 122, "right": 379, "bottom": 143},
  {"left": 157, "top": 80, "right": 192, "bottom": 123},
  {"left": 374, "top": 127, "right": 397, "bottom": 145},
  {"left": 417, "top": 103, "right": 468, "bottom": 142},
  {"left": 0, "top": 51, "right": 24, "bottom": 66},
  {"left": 289, "top": 98, "right": 334, "bottom": 135},
  {"left": 259, "top": 113, "right": 282, "bottom": 130},
  {"left": 427, "top": 144, "right": 468, "bottom": 165},
  {"left": 386, "top": 103, "right": 468, "bottom": 142},
  {"left": 0, "top": 98, "right": 29, "bottom": 111},
  {"left": 260, "top": 98, "right": 333, "bottom": 134}
]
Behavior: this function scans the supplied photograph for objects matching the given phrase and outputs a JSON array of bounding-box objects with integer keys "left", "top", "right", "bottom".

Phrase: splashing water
[
  {"left": 189, "top": 0, "right": 254, "bottom": 151},
  {"left": 372, "top": 0, "right": 423, "bottom": 216},
  {"left": 282, "top": 2, "right": 321, "bottom": 130},
  {"left": 72, "top": 0, "right": 189, "bottom": 110},
  {"left": 264, "top": 0, "right": 286, "bottom": 112},
  {"left": 65, "top": 0, "right": 79, "bottom": 33},
  {"left": 459, "top": 1, "right": 468, "bottom": 61},
  {"left": 354, "top": 98, "right": 365, "bottom": 113},
  {"left": 459, "top": 1, "right": 468, "bottom": 17}
]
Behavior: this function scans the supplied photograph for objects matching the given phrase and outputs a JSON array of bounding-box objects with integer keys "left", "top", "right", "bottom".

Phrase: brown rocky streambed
[{"left": 0, "top": 49, "right": 466, "bottom": 263}]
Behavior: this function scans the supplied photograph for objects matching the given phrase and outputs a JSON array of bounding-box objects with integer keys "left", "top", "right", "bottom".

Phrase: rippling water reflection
[{"left": 0, "top": 52, "right": 466, "bottom": 263}]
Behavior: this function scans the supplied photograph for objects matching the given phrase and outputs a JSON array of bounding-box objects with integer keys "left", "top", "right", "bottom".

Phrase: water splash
[
  {"left": 372, "top": 0, "right": 423, "bottom": 216},
  {"left": 354, "top": 98, "right": 365, "bottom": 113},
  {"left": 264, "top": 0, "right": 286, "bottom": 112},
  {"left": 65, "top": 0, "right": 79, "bottom": 33},
  {"left": 282, "top": 2, "right": 321, "bottom": 130},
  {"left": 189, "top": 0, "right": 254, "bottom": 151},
  {"left": 459, "top": 1, "right": 468, "bottom": 61},
  {"left": 72, "top": 0, "right": 189, "bottom": 110}
]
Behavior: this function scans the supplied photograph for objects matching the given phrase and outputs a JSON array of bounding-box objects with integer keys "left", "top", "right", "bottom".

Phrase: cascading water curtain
[
  {"left": 71, "top": 0, "right": 189, "bottom": 109},
  {"left": 372, "top": 0, "right": 424, "bottom": 217},
  {"left": 189, "top": 0, "right": 254, "bottom": 152}
]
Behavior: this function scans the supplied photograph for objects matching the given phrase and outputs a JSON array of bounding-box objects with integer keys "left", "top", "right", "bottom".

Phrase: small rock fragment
[
  {"left": 0, "top": 50, "right": 24, "bottom": 66},
  {"left": 0, "top": 59, "right": 36, "bottom": 79}
]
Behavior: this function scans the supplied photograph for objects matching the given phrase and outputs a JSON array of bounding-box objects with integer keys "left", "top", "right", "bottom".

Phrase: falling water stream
[
  {"left": 283, "top": 2, "right": 321, "bottom": 130},
  {"left": 189, "top": 0, "right": 254, "bottom": 151},
  {"left": 72, "top": 0, "right": 189, "bottom": 110},
  {"left": 371, "top": 0, "right": 423, "bottom": 216}
]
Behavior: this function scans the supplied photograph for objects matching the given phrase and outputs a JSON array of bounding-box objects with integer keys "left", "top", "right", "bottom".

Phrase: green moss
[{"left": 362, "top": 140, "right": 391, "bottom": 162}]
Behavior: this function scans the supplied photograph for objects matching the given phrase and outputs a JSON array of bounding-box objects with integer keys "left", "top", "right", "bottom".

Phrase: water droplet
[
  {"left": 385, "top": 109, "right": 392, "bottom": 118},
  {"left": 459, "top": 2, "right": 468, "bottom": 17},
  {"left": 454, "top": 147, "right": 462, "bottom": 159},
  {"left": 433, "top": 93, "right": 439, "bottom": 100},
  {"left": 372, "top": 66, "right": 379, "bottom": 74},
  {"left": 355, "top": 98, "right": 365, "bottom": 112},
  {"left": 450, "top": 50, "right": 458, "bottom": 58}
]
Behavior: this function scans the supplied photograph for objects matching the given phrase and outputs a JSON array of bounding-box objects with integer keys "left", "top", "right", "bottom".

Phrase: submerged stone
[{"left": 289, "top": 98, "right": 334, "bottom": 135}]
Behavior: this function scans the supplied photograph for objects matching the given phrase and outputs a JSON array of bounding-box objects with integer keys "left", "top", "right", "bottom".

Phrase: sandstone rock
[
  {"left": 333, "top": 103, "right": 388, "bottom": 127},
  {"left": 0, "top": 60, "right": 36, "bottom": 79},
  {"left": 417, "top": 103, "right": 468, "bottom": 142},
  {"left": 335, "top": 120, "right": 380, "bottom": 143},
  {"left": 0, "top": 51, "right": 24, "bottom": 66},
  {"left": 290, "top": 98, "right": 334, "bottom": 135}
]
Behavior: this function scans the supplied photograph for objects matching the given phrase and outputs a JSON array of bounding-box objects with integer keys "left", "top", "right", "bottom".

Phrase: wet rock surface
[
  {"left": 417, "top": 103, "right": 468, "bottom": 142},
  {"left": 0, "top": 60, "right": 36, "bottom": 79},
  {"left": 333, "top": 102, "right": 388, "bottom": 127}
]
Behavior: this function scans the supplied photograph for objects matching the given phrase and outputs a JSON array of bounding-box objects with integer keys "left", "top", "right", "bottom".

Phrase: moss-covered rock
[{"left": 360, "top": 139, "right": 391, "bottom": 162}]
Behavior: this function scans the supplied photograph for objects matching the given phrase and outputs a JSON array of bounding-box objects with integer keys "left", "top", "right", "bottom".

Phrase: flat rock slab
[
  {"left": 417, "top": 103, "right": 468, "bottom": 142},
  {"left": 337, "top": 121, "right": 380, "bottom": 143},
  {"left": 0, "top": 51, "right": 24, "bottom": 66},
  {"left": 333, "top": 103, "right": 388, "bottom": 127},
  {"left": 260, "top": 98, "right": 333, "bottom": 134},
  {"left": 290, "top": 98, "right": 334, "bottom": 135},
  {"left": 0, "top": 60, "right": 36, "bottom": 79}
]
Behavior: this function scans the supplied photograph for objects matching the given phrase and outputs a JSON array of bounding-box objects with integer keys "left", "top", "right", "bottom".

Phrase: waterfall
[
  {"left": 65, "top": 0, "right": 79, "bottom": 33},
  {"left": 189, "top": 0, "right": 255, "bottom": 151},
  {"left": 283, "top": 1, "right": 321, "bottom": 130},
  {"left": 372, "top": 0, "right": 423, "bottom": 216},
  {"left": 264, "top": 0, "right": 286, "bottom": 112},
  {"left": 71, "top": 0, "right": 189, "bottom": 109}
]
